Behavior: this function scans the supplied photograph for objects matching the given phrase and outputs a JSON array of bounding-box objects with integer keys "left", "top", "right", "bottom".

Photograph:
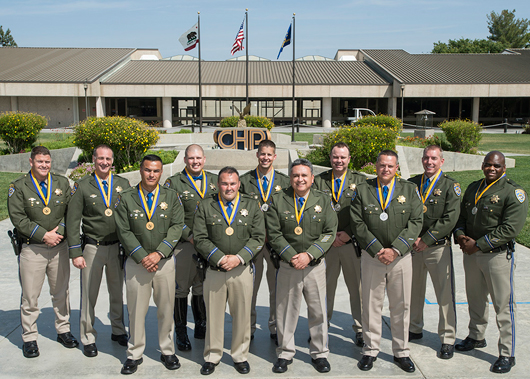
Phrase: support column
[
  {"left": 472, "top": 97, "right": 480, "bottom": 123},
  {"left": 72, "top": 97, "right": 79, "bottom": 125},
  {"left": 388, "top": 97, "right": 397, "bottom": 117},
  {"left": 162, "top": 97, "right": 172, "bottom": 128},
  {"left": 96, "top": 97, "right": 105, "bottom": 117},
  {"left": 10, "top": 96, "right": 18, "bottom": 112},
  {"left": 322, "top": 97, "right": 332, "bottom": 128}
]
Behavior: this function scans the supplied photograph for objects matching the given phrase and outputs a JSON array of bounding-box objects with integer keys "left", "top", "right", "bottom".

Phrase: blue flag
[{"left": 277, "top": 24, "right": 291, "bottom": 59}]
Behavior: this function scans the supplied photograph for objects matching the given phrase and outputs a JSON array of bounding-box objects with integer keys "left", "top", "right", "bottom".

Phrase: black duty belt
[
  {"left": 432, "top": 237, "right": 450, "bottom": 247},
  {"left": 85, "top": 236, "right": 119, "bottom": 246},
  {"left": 486, "top": 244, "right": 508, "bottom": 254},
  {"left": 285, "top": 256, "right": 323, "bottom": 267},
  {"left": 208, "top": 265, "right": 227, "bottom": 272}
]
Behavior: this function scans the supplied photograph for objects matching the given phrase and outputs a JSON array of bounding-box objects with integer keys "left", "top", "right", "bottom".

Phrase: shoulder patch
[
  {"left": 515, "top": 189, "right": 526, "bottom": 203},
  {"left": 71, "top": 182, "right": 78, "bottom": 196},
  {"left": 114, "top": 195, "right": 121, "bottom": 209},
  {"left": 351, "top": 187, "right": 357, "bottom": 201},
  {"left": 415, "top": 187, "right": 421, "bottom": 200},
  {"left": 8, "top": 184, "right": 15, "bottom": 197},
  {"left": 454, "top": 183, "right": 461, "bottom": 197},
  {"left": 164, "top": 178, "right": 171, "bottom": 188}
]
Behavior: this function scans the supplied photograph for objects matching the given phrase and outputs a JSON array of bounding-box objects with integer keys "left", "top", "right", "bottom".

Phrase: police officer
[
  {"left": 266, "top": 159, "right": 337, "bottom": 374},
  {"left": 350, "top": 150, "right": 422, "bottom": 373},
  {"left": 8, "top": 146, "right": 78, "bottom": 358},
  {"left": 454, "top": 151, "right": 528, "bottom": 374},
  {"left": 193, "top": 167, "right": 265, "bottom": 376},
  {"left": 115, "top": 155, "right": 185, "bottom": 375},
  {"left": 164, "top": 144, "right": 217, "bottom": 351},
  {"left": 314, "top": 142, "right": 366, "bottom": 347},
  {"left": 67, "top": 144, "right": 130, "bottom": 357},
  {"left": 239, "top": 140, "right": 290, "bottom": 343},
  {"left": 408, "top": 145, "right": 460, "bottom": 359}
]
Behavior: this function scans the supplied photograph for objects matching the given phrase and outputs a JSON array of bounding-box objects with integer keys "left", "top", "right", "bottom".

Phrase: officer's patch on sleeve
[
  {"left": 351, "top": 187, "right": 357, "bottom": 201},
  {"left": 71, "top": 182, "right": 78, "bottom": 196},
  {"left": 114, "top": 195, "right": 121, "bottom": 209},
  {"left": 321, "top": 235, "right": 332, "bottom": 243},
  {"left": 515, "top": 189, "right": 526, "bottom": 203},
  {"left": 454, "top": 183, "right": 462, "bottom": 197},
  {"left": 164, "top": 178, "right": 171, "bottom": 188},
  {"left": 415, "top": 187, "right": 421, "bottom": 200},
  {"left": 8, "top": 184, "right": 15, "bottom": 197}
]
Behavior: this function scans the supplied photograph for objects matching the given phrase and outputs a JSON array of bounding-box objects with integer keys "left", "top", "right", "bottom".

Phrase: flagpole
[
  {"left": 198, "top": 11, "right": 202, "bottom": 133},
  {"left": 291, "top": 13, "right": 296, "bottom": 141},
  {"left": 245, "top": 8, "right": 249, "bottom": 106}
]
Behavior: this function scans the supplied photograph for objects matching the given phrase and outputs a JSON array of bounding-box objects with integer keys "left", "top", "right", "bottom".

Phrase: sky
[{"left": 1, "top": 0, "right": 529, "bottom": 60}]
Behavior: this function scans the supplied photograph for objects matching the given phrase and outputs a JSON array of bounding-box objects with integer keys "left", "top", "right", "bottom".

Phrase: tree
[
  {"left": 487, "top": 9, "right": 530, "bottom": 48},
  {"left": 432, "top": 38, "right": 505, "bottom": 54},
  {"left": 0, "top": 26, "right": 17, "bottom": 47}
]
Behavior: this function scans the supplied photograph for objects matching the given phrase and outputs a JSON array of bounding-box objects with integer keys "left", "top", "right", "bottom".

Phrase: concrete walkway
[{"left": 0, "top": 223, "right": 529, "bottom": 379}]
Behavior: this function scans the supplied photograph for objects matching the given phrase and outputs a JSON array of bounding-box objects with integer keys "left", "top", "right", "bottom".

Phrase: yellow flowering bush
[
  {"left": 220, "top": 115, "right": 274, "bottom": 130},
  {"left": 73, "top": 116, "right": 159, "bottom": 172},
  {"left": 0, "top": 112, "right": 47, "bottom": 153},
  {"left": 355, "top": 114, "right": 402, "bottom": 132}
]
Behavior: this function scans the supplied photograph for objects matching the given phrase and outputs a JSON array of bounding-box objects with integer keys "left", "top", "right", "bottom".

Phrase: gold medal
[
  {"left": 294, "top": 226, "right": 303, "bottom": 235},
  {"left": 43, "top": 206, "right": 51, "bottom": 215},
  {"left": 423, "top": 205, "right": 427, "bottom": 213},
  {"left": 146, "top": 221, "right": 154, "bottom": 230},
  {"left": 226, "top": 226, "right": 234, "bottom": 236},
  {"left": 105, "top": 208, "right": 113, "bottom": 217}
]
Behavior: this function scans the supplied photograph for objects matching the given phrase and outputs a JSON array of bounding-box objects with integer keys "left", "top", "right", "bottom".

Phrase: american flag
[{"left": 231, "top": 18, "right": 245, "bottom": 55}]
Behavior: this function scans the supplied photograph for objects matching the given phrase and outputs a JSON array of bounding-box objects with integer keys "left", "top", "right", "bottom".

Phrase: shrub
[
  {"left": 73, "top": 116, "right": 159, "bottom": 173},
  {"left": 359, "top": 162, "right": 376, "bottom": 175},
  {"left": 439, "top": 119, "right": 482, "bottom": 154},
  {"left": 354, "top": 114, "right": 402, "bottom": 133},
  {"left": 523, "top": 124, "right": 530, "bottom": 134},
  {"left": 399, "top": 134, "right": 452, "bottom": 151},
  {"left": 0, "top": 112, "right": 47, "bottom": 153},
  {"left": 220, "top": 115, "right": 274, "bottom": 130}
]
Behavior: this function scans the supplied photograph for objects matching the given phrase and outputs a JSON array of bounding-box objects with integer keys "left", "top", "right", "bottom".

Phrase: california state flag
[{"left": 179, "top": 23, "right": 199, "bottom": 51}]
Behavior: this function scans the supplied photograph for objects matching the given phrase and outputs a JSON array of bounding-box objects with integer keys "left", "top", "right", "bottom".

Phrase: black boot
[
  {"left": 191, "top": 295, "right": 207, "bottom": 339},
  {"left": 173, "top": 297, "right": 191, "bottom": 351}
]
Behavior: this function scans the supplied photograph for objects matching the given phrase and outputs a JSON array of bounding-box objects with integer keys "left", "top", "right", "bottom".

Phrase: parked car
[{"left": 347, "top": 108, "right": 376, "bottom": 124}]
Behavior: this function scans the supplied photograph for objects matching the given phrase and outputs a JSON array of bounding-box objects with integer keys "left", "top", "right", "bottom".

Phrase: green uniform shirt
[
  {"left": 193, "top": 193, "right": 266, "bottom": 267},
  {"left": 265, "top": 187, "right": 338, "bottom": 263},
  {"left": 164, "top": 170, "right": 218, "bottom": 242},
  {"left": 239, "top": 168, "right": 291, "bottom": 208},
  {"left": 114, "top": 184, "right": 184, "bottom": 264},
  {"left": 314, "top": 169, "right": 366, "bottom": 235},
  {"left": 409, "top": 173, "right": 461, "bottom": 246},
  {"left": 350, "top": 178, "right": 423, "bottom": 257},
  {"left": 454, "top": 176, "right": 528, "bottom": 252},
  {"left": 66, "top": 173, "right": 131, "bottom": 258},
  {"left": 8, "top": 172, "right": 71, "bottom": 242}
]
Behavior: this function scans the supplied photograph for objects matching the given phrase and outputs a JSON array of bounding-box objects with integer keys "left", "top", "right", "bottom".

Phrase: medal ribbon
[
  {"left": 331, "top": 171, "right": 347, "bottom": 204},
  {"left": 293, "top": 193, "right": 308, "bottom": 226},
  {"left": 30, "top": 171, "right": 52, "bottom": 207},
  {"left": 474, "top": 173, "right": 506, "bottom": 206},
  {"left": 138, "top": 183, "right": 160, "bottom": 221},
  {"left": 256, "top": 168, "right": 275, "bottom": 203},
  {"left": 95, "top": 173, "right": 113, "bottom": 208},
  {"left": 376, "top": 177, "right": 396, "bottom": 212},
  {"left": 218, "top": 193, "right": 240, "bottom": 227},
  {"left": 420, "top": 169, "right": 443, "bottom": 205},
  {"left": 184, "top": 168, "right": 207, "bottom": 199}
]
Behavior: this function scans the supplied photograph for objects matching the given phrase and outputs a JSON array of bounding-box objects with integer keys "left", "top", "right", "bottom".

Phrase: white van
[{"left": 347, "top": 108, "right": 376, "bottom": 124}]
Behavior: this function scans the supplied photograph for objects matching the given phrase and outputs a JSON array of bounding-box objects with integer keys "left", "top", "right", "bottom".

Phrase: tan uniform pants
[
  {"left": 361, "top": 251, "right": 412, "bottom": 358},
  {"left": 174, "top": 241, "right": 202, "bottom": 298},
  {"left": 276, "top": 260, "right": 329, "bottom": 360},
  {"left": 19, "top": 241, "right": 71, "bottom": 342},
  {"left": 125, "top": 256, "right": 176, "bottom": 360},
  {"left": 203, "top": 264, "right": 253, "bottom": 364},
  {"left": 463, "top": 250, "right": 516, "bottom": 357},
  {"left": 251, "top": 245, "right": 277, "bottom": 334},
  {"left": 410, "top": 244, "right": 456, "bottom": 345},
  {"left": 79, "top": 243, "right": 125, "bottom": 345},
  {"left": 326, "top": 243, "right": 362, "bottom": 333}
]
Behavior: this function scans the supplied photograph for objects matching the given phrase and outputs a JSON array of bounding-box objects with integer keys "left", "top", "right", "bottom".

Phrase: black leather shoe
[
  {"left": 455, "top": 336, "right": 487, "bottom": 351},
  {"left": 112, "top": 334, "right": 128, "bottom": 346},
  {"left": 57, "top": 332, "right": 79, "bottom": 348},
  {"left": 161, "top": 354, "right": 181, "bottom": 370},
  {"left": 83, "top": 343, "right": 98, "bottom": 357},
  {"left": 492, "top": 356, "right": 515, "bottom": 373},
  {"left": 121, "top": 358, "right": 143, "bottom": 375},
  {"left": 312, "top": 358, "right": 331, "bottom": 373},
  {"left": 357, "top": 355, "right": 376, "bottom": 371},
  {"left": 272, "top": 358, "right": 292, "bottom": 373},
  {"left": 394, "top": 356, "right": 415, "bottom": 373},
  {"left": 201, "top": 362, "right": 218, "bottom": 375},
  {"left": 234, "top": 361, "right": 250, "bottom": 374},
  {"left": 270, "top": 333, "right": 278, "bottom": 346},
  {"left": 22, "top": 341, "right": 39, "bottom": 358},
  {"left": 176, "top": 332, "right": 192, "bottom": 351},
  {"left": 438, "top": 344, "right": 454, "bottom": 359},
  {"left": 354, "top": 332, "right": 364, "bottom": 347},
  {"left": 409, "top": 331, "right": 423, "bottom": 340}
]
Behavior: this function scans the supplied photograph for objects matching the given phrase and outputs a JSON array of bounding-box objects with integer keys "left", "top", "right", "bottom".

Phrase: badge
[
  {"left": 240, "top": 209, "right": 248, "bottom": 217},
  {"left": 160, "top": 202, "right": 168, "bottom": 210},
  {"left": 515, "top": 189, "right": 526, "bottom": 203},
  {"left": 490, "top": 195, "right": 500, "bottom": 204},
  {"left": 90, "top": 194, "right": 97, "bottom": 198},
  {"left": 183, "top": 190, "right": 190, "bottom": 195},
  {"left": 283, "top": 210, "right": 291, "bottom": 215},
  {"left": 164, "top": 179, "right": 171, "bottom": 188},
  {"left": 116, "top": 186, "right": 123, "bottom": 193},
  {"left": 314, "top": 205, "right": 322, "bottom": 213},
  {"left": 210, "top": 183, "right": 216, "bottom": 190},
  {"left": 349, "top": 183, "right": 356, "bottom": 190},
  {"left": 28, "top": 197, "right": 36, "bottom": 206},
  {"left": 397, "top": 195, "right": 406, "bottom": 204},
  {"left": 8, "top": 184, "right": 15, "bottom": 197},
  {"left": 434, "top": 189, "right": 442, "bottom": 196},
  {"left": 275, "top": 185, "right": 282, "bottom": 192},
  {"left": 54, "top": 188, "right": 62, "bottom": 196},
  {"left": 71, "top": 182, "right": 78, "bottom": 196},
  {"left": 454, "top": 183, "right": 461, "bottom": 196}
]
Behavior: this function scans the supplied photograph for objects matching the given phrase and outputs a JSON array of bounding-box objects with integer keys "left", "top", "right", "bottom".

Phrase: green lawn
[{"left": 0, "top": 172, "right": 27, "bottom": 221}]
